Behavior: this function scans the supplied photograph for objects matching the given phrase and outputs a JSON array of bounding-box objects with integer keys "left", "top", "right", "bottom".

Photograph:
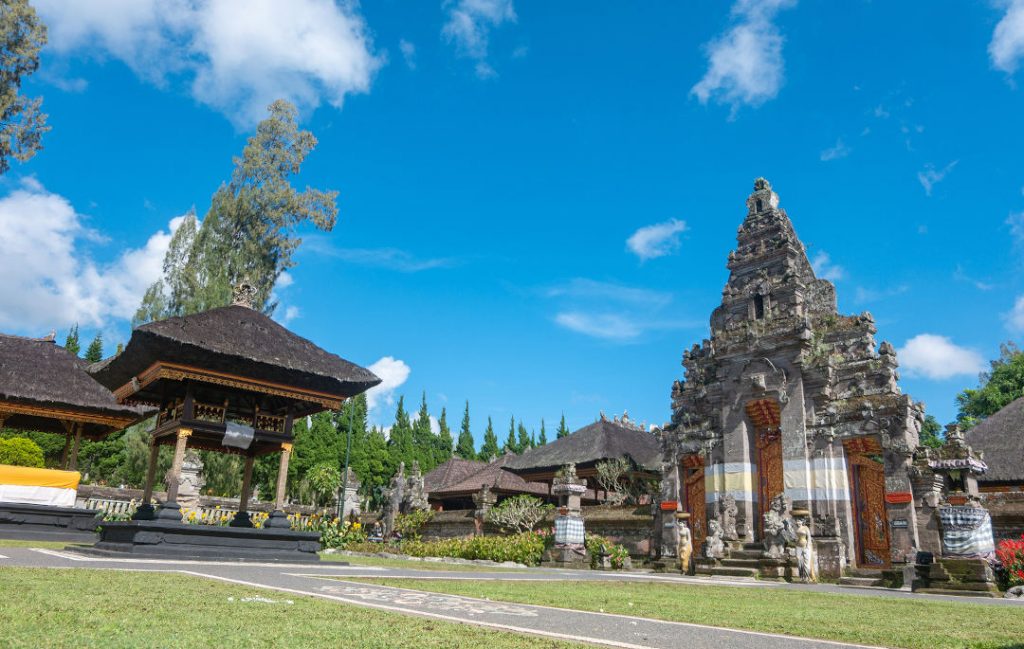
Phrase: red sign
[
  {"left": 884, "top": 492, "right": 913, "bottom": 504},
  {"left": 660, "top": 501, "right": 679, "bottom": 511}
]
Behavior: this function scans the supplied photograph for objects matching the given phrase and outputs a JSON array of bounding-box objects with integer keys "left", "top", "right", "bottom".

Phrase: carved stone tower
[{"left": 658, "top": 178, "right": 924, "bottom": 574}]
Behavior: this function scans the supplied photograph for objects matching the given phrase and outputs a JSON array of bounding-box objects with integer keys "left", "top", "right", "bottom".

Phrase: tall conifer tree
[
  {"left": 538, "top": 419, "right": 548, "bottom": 445},
  {"left": 437, "top": 407, "right": 453, "bottom": 464},
  {"left": 503, "top": 415, "right": 518, "bottom": 454},
  {"left": 455, "top": 401, "right": 476, "bottom": 459},
  {"left": 556, "top": 413, "right": 571, "bottom": 439},
  {"left": 387, "top": 396, "right": 415, "bottom": 470},
  {"left": 63, "top": 324, "right": 80, "bottom": 356},
  {"left": 84, "top": 333, "right": 103, "bottom": 363},
  {"left": 479, "top": 417, "right": 499, "bottom": 461},
  {"left": 517, "top": 419, "right": 531, "bottom": 452}
]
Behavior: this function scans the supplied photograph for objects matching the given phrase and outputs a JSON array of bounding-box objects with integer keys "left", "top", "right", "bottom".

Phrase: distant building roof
[
  {"left": 0, "top": 333, "right": 150, "bottom": 438},
  {"left": 966, "top": 396, "right": 1024, "bottom": 484},
  {"left": 423, "top": 456, "right": 486, "bottom": 493},
  {"left": 429, "top": 453, "right": 549, "bottom": 498},
  {"left": 504, "top": 416, "right": 662, "bottom": 475}
]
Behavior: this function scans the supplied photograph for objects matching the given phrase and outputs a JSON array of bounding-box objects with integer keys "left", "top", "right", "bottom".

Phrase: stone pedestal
[
  {"left": 543, "top": 464, "right": 589, "bottom": 568},
  {"left": 472, "top": 486, "right": 496, "bottom": 536},
  {"left": 812, "top": 538, "right": 847, "bottom": 580},
  {"left": 177, "top": 450, "right": 204, "bottom": 509},
  {"left": 758, "top": 556, "right": 794, "bottom": 581},
  {"left": 915, "top": 558, "right": 1001, "bottom": 597}
]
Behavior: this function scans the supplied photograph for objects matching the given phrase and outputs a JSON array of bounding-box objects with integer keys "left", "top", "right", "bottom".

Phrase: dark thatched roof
[
  {"left": 0, "top": 333, "right": 150, "bottom": 438},
  {"left": 505, "top": 418, "right": 662, "bottom": 475},
  {"left": 423, "top": 456, "right": 486, "bottom": 493},
  {"left": 966, "top": 396, "right": 1024, "bottom": 484},
  {"left": 90, "top": 304, "right": 381, "bottom": 401},
  {"left": 430, "top": 453, "right": 549, "bottom": 497}
]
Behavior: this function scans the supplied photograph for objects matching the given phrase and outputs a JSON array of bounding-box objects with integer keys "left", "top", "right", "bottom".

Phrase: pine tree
[
  {"left": 360, "top": 426, "right": 392, "bottom": 511},
  {"left": 516, "top": 419, "right": 531, "bottom": 452},
  {"left": 84, "top": 333, "right": 103, "bottom": 363},
  {"left": 556, "top": 413, "right": 571, "bottom": 439},
  {"left": 539, "top": 419, "right": 548, "bottom": 445},
  {"left": 455, "top": 401, "right": 476, "bottom": 459},
  {"left": 503, "top": 415, "right": 518, "bottom": 454},
  {"left": 0, "top": 0, "right": 50, "bottom": 175},
  {"left": 437, "top": 407, "right": 453, "bottom": 464},
  {"left": 63, "top": 324, "right": 80, "bottom": 356},
  {"left": 387, "top": 396, "right": 415, "bottom": 471},
  {"left": 411, "top": 392, "right": 438, "bottom": 472},
  {"left": 479, "top": 417, "right": 499, "bottom": 461}
]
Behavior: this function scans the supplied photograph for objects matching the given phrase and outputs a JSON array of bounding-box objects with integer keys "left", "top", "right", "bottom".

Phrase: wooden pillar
[
  {"left": 273, "top": 442, "right": 293, "bottom": 511},
  {"left": 164, "top": 428, "right": 192, "bottom": 503},
  {"left": 59, "top": 432, "right": 72, "bottom": 469},
  {"left": 141, "top": 437, "right": 160, "bottom": 505},
  {"left": 68, "top": 423, "right": 84, "bottom": 471}
]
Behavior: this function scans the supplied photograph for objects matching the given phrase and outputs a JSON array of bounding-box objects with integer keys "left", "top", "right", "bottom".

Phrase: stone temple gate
[{"left": 656, "top": 178, "right": 924, "bottom": 574}]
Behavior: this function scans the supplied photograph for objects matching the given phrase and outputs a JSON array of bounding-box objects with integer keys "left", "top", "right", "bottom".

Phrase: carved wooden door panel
[
  {"left": 850, "top": 454, "right": 890, "bottom": 568},
  {"left": 756, "top": 430, "right": 783, "bottom": 538},
  {"left": 684, "top": 466, "right": 706, "bottom": 552}
]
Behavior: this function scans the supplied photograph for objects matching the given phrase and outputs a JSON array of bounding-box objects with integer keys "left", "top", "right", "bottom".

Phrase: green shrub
[
  {"left": 585, "top": 533, "right": 630, "bottom": 569},
  {"left": 0, "top": 437, "right": 45, "bottom": 468},
  {"left": 292, "top": 514, "right": 366, "bottom": 549},
  {"left": 342, "top": 532, "right": 548, "bottom": 566},
  {"left": 394, "top": 509, "right": 434, "bottom": 539}
]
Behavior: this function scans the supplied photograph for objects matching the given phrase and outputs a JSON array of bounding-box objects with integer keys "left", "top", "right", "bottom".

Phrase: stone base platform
[
  {"left": 0, "top": 502, "right": 101, "bottom": 543},
  {"left": 73, "top": 519, "right": 323, "bottom": 563},
  {"left": 913, "top": 558, "right": 1001, "bottom": 598},
  {"left": 541, "top": 546, "right": 588, "bottom": 569}
]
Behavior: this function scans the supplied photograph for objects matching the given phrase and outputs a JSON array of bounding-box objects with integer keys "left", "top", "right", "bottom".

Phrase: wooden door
[
  {"left": 756, "top": 428, "right": 784, "bottom": 538},
  {"left": 683, "top": 464, "right": 706, "bottom": 551},
  {"left": 850, "top": 454, "right": 890, "bottom": 568}
]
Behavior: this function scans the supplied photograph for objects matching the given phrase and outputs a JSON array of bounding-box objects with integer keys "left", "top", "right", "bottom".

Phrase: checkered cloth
[{"left": 554, "top": 516, "right": 585, "bottom": 545}]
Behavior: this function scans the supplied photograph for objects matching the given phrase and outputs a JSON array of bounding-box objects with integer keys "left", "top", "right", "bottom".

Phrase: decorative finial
[
  {"left": 232, "top": 280, "right": 257, "bottom": 308},
  {"left": 44, "top": 329, "right": 56, "bottom": 342},
  {"left": 753, "top": 177, "right": 771, "bottom": 191}
]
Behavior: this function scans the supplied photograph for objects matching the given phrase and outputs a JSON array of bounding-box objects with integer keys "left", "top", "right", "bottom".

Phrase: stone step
[
  {"left": 914, "top": 587, "right": 1000, "bottom": 598},
  {"left": 838, "top": 576, "right": 884, "bottom": 587},
  {"left": 720, "top": 558, "right": 761, "bottom": 569},
  {"left": 846, "top": 569, "right": 885, "bottom": 579},
  {"left": 728, "top": 549, "right": 762, "bottom": 560},
  {"left": 709, "top": 566, "right": 760, "bottom": 578}
]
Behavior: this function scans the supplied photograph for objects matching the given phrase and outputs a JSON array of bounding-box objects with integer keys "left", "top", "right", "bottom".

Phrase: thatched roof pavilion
[
  {"left": 966, "top": 396, "right": 1024, "bottom": 489},
  {"left": 505, "top": 414, "right": 662, "bottom": 483},
  {"left": 0, "top": 333, "right": 150, "bottom": 469},
  {"left": 427, "top": 454, "right": 549, "bottom": 510},
  {"left": 88, "top": 285, "right": 381, "bottom": 531}
]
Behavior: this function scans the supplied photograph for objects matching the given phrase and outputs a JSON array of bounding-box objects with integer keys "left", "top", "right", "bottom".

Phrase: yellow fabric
[{"left": 0, "top": 464, "right": 81, "bottom": 489}]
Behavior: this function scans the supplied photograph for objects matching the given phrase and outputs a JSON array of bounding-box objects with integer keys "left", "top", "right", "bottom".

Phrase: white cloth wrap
[
  {"left": 223, "top": 422, "right": 255, "bottom": 450},
  {"left": 0, "top": 484, "right": 76, "bottom": 507}
]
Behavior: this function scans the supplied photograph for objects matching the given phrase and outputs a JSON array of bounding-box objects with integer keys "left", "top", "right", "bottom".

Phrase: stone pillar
[
  {"left": 230, "top": 455, "right": 256, "bottom": 528},
  {"left": 177, "top": 450, "right": 204, "bottom": 509},
  {"left": 543, "top": 464, "right": 588, "bottom": 567},
  {"left": 264, "top": 442, "right": 293, "bottom": 529},
  {"left": 156, "top": 428, "right": 191, "bottom": 521},
  {"left": 883, "top": 446, "right": 919, "bottom": 565},
  {"left": 472, "top": 485, "right": 497, "bottom": 536},
  {"left": 133, "top": 438, "right": 161, "bottom": 521},
  {"left": 68, "top": 423, "right": 83, "bottom": 471}
]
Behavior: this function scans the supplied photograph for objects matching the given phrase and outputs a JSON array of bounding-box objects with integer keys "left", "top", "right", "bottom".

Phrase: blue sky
[{"left": 2, "top": 0, "right": 1024, "bottom": 442}]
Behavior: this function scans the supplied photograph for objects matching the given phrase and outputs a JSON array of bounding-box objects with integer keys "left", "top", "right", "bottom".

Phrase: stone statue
[
  {"left": 677, "top": 519, "right": 693, "bottom": 574},
  {"left": 703, "top": 519, "right": 725, "bottom": 559},
  {"left": 719, "top": 494, "right": 738, "bottom": 540},
  {"left": 794, "top": 517, "right": 816, "bottom": 582},
  {"left": 406, "top": 462, "right": 428, "bottom": 512},
  {"left": 382, "top": 462, "right": 406, "bottom": 534},
  {"left": 177, "top": 450, "right": 205, "bottom": 508},
  {"left": 762, "top": 493, "right": 796, "bottom": 559}
]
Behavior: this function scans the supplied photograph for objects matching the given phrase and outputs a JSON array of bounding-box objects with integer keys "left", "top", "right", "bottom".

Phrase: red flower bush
[{"left": 995, "top": 534, "right": 1024, "bottom": 587}]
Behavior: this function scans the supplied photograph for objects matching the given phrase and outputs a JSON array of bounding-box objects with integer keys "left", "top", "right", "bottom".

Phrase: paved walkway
[{"left": 0, "top": 546, "right": 1019, "bottom": 648}]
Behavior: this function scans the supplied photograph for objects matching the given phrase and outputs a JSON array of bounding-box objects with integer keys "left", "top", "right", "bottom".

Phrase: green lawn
[
  {"left": 0, "top": 568, "right": 587, "bottom": 649},
  {"left": 0, "top": 538, "right": 71, "bottom": 549},
  {"left": 322, "top": 552, "right": 528, "bottom": 573},
  {"left": 351, "top": 578, "right": 1024, "bottom": 649}
]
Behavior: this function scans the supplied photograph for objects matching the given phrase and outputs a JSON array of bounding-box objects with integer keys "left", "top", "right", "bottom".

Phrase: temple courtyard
[{"left": 1, "top": 541, "right": 1021, "bottom": 649}]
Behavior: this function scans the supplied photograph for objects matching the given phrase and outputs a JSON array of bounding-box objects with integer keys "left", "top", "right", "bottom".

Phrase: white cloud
[
  {"left": 854, "top": 284, "right": 909, "bottom": 304},
  {"left": 626, "top": 218, "right": 688, "bottom": 261},
  {"left": 35, "top": 0, "right": 381, "bottom": 127},
  {"left": 410, "top": 412, "right": 441, "bottom": 435},
  {"left": 554, "top": 311, "right": 692, "bottom": 342},
  {"left": 364, "top": 356, "right": 411, "bottom": 412},
  {"left": 917, "top": 161, "right": 958, "bottom": 196},
  {"left": 897, "top": 334, "right": 985, "bottom": 380},
  {"left": 276, "top": 271, "right": 294, "bottom": 289},
  {"left": 399, "top": 39, "right": 417, "bottom": 70},
  {"left": 306, "top": 241, "right": 458, "bottom": 272},
  {"left": 0, "top": 179, "right": 183, "bottom": 332},
  {"left": 544, "top": 279, "right": 672, "bottom": 309},
  {"left": 1006, "top": 295, "right": 1024, "bottom": 332},
  {"left": 280, "top": 305, "right": 300, "bottom": 324},
  {"left": 811, "top": 251, "right": 845, "bottom": 282},
  {"left": 990, "top": 0, "right": 1024, "bottom": 74},
  {"left": 691, "top": 0, "right": 796, "bottom": 114},
  {"left": 1008, "top": 212, "right": 1024, "bottom": 249},
  {"left": 442, "top": 0, "right": 516, "bottom": 78},
  {"left": 819, "top": 138, "right": 850, "bottom": 162}
]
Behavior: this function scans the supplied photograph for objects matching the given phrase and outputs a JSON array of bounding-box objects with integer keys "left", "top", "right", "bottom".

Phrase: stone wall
[{"left": 982, "top": 491, "right": 1024, "bottom": 542}]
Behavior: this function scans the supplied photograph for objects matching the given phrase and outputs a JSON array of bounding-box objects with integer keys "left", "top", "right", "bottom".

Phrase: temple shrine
[
  {"left": 85, "top": 283, "right": 380, "bottom": 561},
  {"left": 656, "top": 179, "right": 925, "bottom": 579}
]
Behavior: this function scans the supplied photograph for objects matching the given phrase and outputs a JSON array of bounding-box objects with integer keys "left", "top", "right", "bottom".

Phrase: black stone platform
[
  {"left": 74, "top": 519, "right": 324, "bottom": 563},
  {"left": 0, "top": 502, "right": 101, "bottom": 543}
]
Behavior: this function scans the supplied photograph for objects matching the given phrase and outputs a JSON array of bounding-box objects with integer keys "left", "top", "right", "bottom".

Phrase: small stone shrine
[
  {"left": 84, "top": 283, "right": 380, "bottom": 562},
  {"left": 543, "top": 463, "right": 588, "bottom": 567},
  {"left": 381, "top": 461, "right": 430, "bottom": 535},
  {"left": 911, "top": 425, "right": 999, "bottom": 596},
  {"left": 655, "top": 179, "right": 925, "bottom": 580}
]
